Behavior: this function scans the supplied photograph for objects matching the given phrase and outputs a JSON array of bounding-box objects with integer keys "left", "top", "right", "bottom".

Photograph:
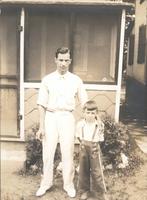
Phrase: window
[
  {"left": 25, "top": 8, "right": 118, "bottom": 84},
  {"left": 0, "top": 9, "right": 19, "bottom": 76},
  {"left": 73, "top": 13, "right": 117, "bottom": 83},
  {"left": 25, "top": 10, "right": 70, "bottom": 82},
  {"left": 137, "top": 25, "right": 146, "bottom": 64},
  {"left": 128, "top": 34, "right": 134, "bottom": 65}
]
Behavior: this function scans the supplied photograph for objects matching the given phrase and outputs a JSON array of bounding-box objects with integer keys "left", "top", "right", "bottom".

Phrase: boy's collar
[{"left": 83, "top": 119, "right": 98, "bottom": 126}]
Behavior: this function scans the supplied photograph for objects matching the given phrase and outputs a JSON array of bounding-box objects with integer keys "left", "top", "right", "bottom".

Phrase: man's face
[{"left": 55, "top": 52, "right": 71, "bottom": 75}]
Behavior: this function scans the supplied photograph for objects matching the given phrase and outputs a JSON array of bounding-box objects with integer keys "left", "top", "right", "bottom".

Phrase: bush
[
  {"left": 19, "top": 124, "right": 61, "bottom": 176},
  {"left": 20, "top": 115, "right": 143, "bottom": 176},
  {"left": 101, "top": 115, "right": 143, "bottom": 175},
  {"left": 18, "top": 124, "right": 42, "bottom": 175}
]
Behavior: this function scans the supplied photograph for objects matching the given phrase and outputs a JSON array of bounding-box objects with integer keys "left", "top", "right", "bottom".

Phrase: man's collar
[{"left": 55, "top": 70, "right": 69, "bottom": 79}]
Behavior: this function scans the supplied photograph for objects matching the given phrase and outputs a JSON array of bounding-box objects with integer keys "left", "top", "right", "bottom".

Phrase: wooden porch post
[
  {"left": 115, "top": 9, "right": 126, "bottom": 122},
  {"left": 20, "top": 8, "right": 25, "bottom": 140}
]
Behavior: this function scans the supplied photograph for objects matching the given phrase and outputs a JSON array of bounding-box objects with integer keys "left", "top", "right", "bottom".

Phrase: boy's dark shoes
[
  {"left": 87, "top": 192, "right": 106, "bottom": 200},
  {"left": 80, "top": 191, "right": 90, "bottom": 200},
  {"left": 87, "top": 197, "right": 97, "bottom": 200},
  {"left": 87, "top": 197, "right": 105, "bottom": 200}
]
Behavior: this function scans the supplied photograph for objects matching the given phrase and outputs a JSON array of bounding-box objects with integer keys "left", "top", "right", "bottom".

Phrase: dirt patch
[
  {"left": 1, "top": 151, "right": 147, "bottom": 200},
  {"left": 105, "top": 154, "right": 147, "bottom": 200}
]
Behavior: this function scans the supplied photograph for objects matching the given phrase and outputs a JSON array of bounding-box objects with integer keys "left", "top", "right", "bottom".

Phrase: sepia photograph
[{"left": 0, "top": 0, "right": 147, "bottom": 200}]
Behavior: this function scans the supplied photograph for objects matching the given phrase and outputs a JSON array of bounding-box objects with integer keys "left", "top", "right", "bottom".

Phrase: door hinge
[
  {"left": 18, "top": 114, "right": 23, "bottom": 120},
  {"left": 18, "top": 25, "right": 23, "bottom": 32}
]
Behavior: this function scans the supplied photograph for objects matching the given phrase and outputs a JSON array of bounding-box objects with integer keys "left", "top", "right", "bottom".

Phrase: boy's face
[{"left": 84, "top": 109, "right": 97, "bottom": 123}]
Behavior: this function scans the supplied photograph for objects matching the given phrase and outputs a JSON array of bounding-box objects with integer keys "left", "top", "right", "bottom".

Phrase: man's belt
[{"left": 46, "top": 108, "right": 73, "bottom": 112}]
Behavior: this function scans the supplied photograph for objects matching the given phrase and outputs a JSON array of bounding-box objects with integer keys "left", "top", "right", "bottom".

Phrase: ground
[
  {"left": 2, "top": 103, "right": 147, "bottom": 200},
  {"left": 1, "top": 150, "right": 147, "bottom": 200}
]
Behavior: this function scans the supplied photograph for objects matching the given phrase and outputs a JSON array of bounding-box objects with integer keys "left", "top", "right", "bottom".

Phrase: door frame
[
  {"left": 19, "top": 8, "right": 25, "bottom": 141},
  {"left": 0, "top": 8, "right": 24, "bottom": 141}
]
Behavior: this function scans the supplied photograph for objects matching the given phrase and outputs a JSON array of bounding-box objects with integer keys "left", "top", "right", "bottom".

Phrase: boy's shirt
[{"left": 76, "top": 118, "right": 104, "bottom": 142}]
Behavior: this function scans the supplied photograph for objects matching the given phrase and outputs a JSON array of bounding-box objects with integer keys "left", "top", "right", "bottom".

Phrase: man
[{"left": 36, "top": 47, "right": 88, "bottom": 197}]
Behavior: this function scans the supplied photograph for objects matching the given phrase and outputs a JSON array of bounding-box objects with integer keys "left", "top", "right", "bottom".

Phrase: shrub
[
  {"left": 101, "top": 115, "right": 143, "bottom": 175},
  {"left": 20, "top": 115, "right": 143, "bottom": 176},
  {"left": 19, "top": 124, "right": 61, "bottom": 175}
]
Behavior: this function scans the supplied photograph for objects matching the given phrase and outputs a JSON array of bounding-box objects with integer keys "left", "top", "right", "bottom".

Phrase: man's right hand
[{"left": 36, "top": 129, "right": 45, "bottom": 141}]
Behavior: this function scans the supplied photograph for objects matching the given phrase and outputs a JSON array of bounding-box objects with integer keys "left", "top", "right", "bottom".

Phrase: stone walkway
[
  {"left": 120, "top": 115, "right": 147, "bottom": 154},
  {"left": 127, "top": 120, "right": 147, "bottom": 153}
]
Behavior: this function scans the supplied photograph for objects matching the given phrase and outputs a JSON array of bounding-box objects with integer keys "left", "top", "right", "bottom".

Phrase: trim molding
[{"left": 24, "top": 82, "right": 118, "bottom": 91}]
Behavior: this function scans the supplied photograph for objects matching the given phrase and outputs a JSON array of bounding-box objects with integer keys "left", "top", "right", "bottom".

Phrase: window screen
[
  {"left": 73, "top": 13, "right": 117, "bottom": 83},
  {"left": 0, "top": 10, "right": 18, "bottom": 76},
  {"left": 24, "top": 9, "right": 118, "bottom": 84},
  {"left": 25, "top": 11, "right": 70, "bottom": 82}
]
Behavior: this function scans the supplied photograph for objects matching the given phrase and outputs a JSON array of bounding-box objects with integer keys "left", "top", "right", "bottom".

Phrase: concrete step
[{"left": 1, "top": 141, "right": 26, "bottom": 161}]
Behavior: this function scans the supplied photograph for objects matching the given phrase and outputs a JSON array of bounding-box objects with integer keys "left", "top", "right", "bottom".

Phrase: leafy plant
[
  {"left": 20, "top": 115, "right": 143, "bottom": 176},
  {"left": 101, "top": 115, "right": 143, "bottom": 175}
]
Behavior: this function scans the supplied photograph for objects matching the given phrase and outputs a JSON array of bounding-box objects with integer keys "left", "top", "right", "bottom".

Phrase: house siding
[{"left": 126, "top": 0, "right": 147, "bottom": 117}]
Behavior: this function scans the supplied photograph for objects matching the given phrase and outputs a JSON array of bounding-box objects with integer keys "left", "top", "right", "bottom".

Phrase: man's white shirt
[{"left": 37, "top": 70, "right": 88, "bottom": 111}]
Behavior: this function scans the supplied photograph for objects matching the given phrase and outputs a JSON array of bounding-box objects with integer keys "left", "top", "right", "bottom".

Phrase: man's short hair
[
  {"left": 83, "top": 100, "right": 98, "bottom": 111},
  {"left": 55, "top": 47, "right": 71, "bottom": 58}
]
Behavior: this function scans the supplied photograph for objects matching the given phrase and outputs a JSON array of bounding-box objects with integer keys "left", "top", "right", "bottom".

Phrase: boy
[{"left": 76, "top": 100, "right": 106, "bottom": 200}]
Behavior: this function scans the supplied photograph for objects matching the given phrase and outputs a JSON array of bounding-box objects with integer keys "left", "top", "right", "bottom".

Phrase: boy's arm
[
  {"left": 75, "top": 121, "right": 82, "bottom": 144},
  {"left": 98, "top": 121, "right": 104, "bottom": 142}
]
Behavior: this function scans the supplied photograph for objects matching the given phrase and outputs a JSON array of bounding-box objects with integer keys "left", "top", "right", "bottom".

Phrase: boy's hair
[{"left": 83, "top": 100, "right": 98, "bottom": 112}]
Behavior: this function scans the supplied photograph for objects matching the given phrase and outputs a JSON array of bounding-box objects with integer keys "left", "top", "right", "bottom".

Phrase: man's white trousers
[{"left": 40, "top": 111, "right": 75, "bottom": 190}]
